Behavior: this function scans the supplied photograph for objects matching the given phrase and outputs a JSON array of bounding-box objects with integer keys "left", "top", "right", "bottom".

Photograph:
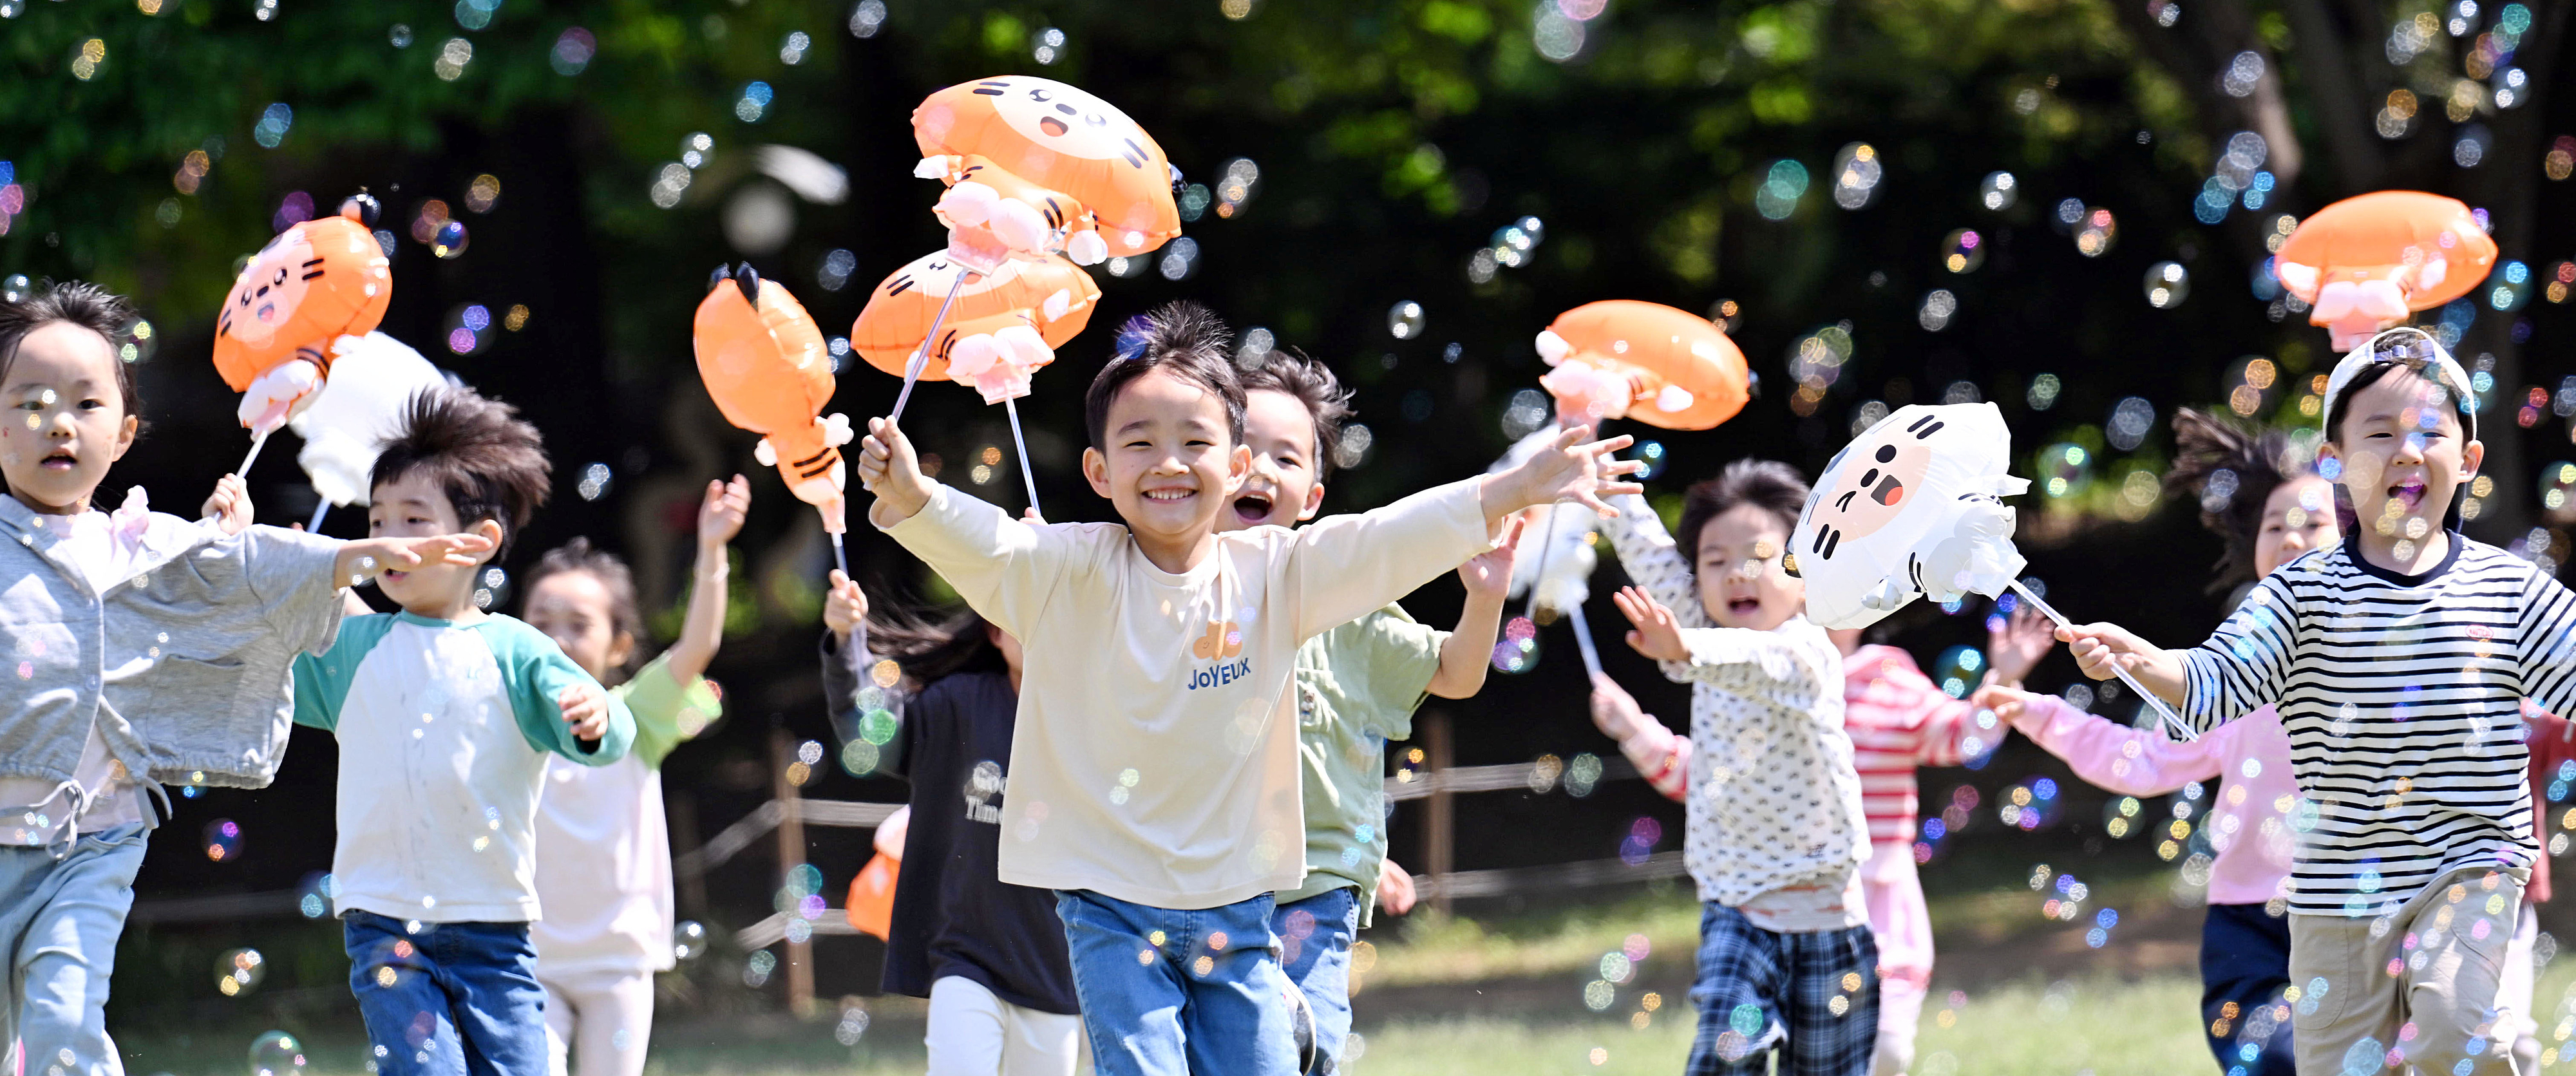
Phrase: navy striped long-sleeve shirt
[{"left": 2179, "top": 534, "right": 2576, "bottom": 916}]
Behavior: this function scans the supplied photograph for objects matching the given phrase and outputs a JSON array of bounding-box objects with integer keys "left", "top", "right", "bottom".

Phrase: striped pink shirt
[{"left": 1842, "top": 645, "right": 1989, "bottom": 844}]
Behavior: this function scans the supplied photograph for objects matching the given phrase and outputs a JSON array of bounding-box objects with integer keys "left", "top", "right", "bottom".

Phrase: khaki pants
[{"left": 2289, "top": 867, "right": 2528, "bottom": 1076}]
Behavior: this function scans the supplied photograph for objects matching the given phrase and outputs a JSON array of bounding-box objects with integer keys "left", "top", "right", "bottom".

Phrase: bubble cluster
[
  {"left": 253, "top": 103, "right": 294, "bottom": 149},
  {"left": 1493, "top": 615, "right": 1539, "bottom": 674},
  {"left": 205, "top": 818, "right": 242, "bottom": 862},
  {"left": 1940, "top": 229, "right": 1984, "bottom": 274},
  {"left": 1754, "top": 160, "right": 1808, "bottom": 221},
  {"left": 1469, "top": 216, "right": 1545, "bottom": 282},
  {"left": 849, "top": 0, "right": 887, "bottom": 37},
  {"left": 2040, "top": 443, "right": 2090, "bottom": 498},
  {"left": 434, "top": 37, "right": 474, "bottom": 81},
  {"left": 576, "top": 462, "right": 612, "bottom": 502},
  {"left": 1918, "top": 290, "right": 1957, "bottom": 332},
  {"left": 216, "top": 948, "right": 265, "bottom": 997},
  {"left": 446, "top": 303, "right": 493, "bottom": 355},
  {"left": 1387, "top": 301, "right": 1425, "bottom": 340},
  {"left": 1978, "top": 171, "right": 2018, "bottom": 211},
  {"left": 1830, "top": 144, "right": 1882, "bottom": 210},
  {"left": 2073, "top": 206, "right": 2116, "bottom": 257},
  {"left": 735, "top": 82, "right": 774, "bottom": 124},
  {"left": 2144, "top": 261, "right": 2190, "bottom": 308},
  {"left": 2107, "top": 396, "right": 2157, "bottom": 451}
]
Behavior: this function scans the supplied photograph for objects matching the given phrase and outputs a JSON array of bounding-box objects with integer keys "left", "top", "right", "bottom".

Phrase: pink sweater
[
  {"left": 2009, "top": 695, "right": 2295, "bottom": 907},
  {"left": 1843, "top": 646, "right": 1987, "bottom": 844}
]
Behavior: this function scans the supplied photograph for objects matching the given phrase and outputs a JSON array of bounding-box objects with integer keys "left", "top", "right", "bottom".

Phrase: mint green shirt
[{"left": 1278, "top": 605, "right": 1446, "bottom": 926}]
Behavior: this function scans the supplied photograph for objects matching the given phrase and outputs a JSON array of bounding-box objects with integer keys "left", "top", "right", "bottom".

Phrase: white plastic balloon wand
[
  {"left": 1005, "top": 397, "right": 1041, "bottom": 517},
  {"left": 238, "top": 428, "right": 270, "bottom": 477},
  {"left": 831, "top": 531, "right": 848, "bottom": 579},
  {"left": 2005, "top": 579, "right": 2197, "bottom": 742},
  {"left": 1566, "top": 599, "right": 1605, "bottom": 679},
  {"left": 308, "top": 500, "right": 330, "bottom": 534},
  {"left": 887, "top": 272, "right": 971, "bottom": 424}
]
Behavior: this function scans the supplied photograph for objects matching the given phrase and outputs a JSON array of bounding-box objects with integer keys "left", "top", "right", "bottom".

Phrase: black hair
[
  {"left": 522, "top": 538, "right": 646, "bottom": 685},
  {"left": 2164, "top": 408, "right": 2306, "bottom": 594},
  {"left": 1084, "top": 301, "right": 1246, "bottom": 450},
  {"left": 865, "top": 606, "right": 1008, "bottom": 684},
  {"left": 1238, "top": 347, "right": 1353, "bottom": 478},
  {"left": 1676, "top": 459, "right": 1810, "bottom": 574},
  {"left": 0, "top": 280, "right": 145, "bottom": 428},
  {"left": 371, "top": 388, "right": 552, "bottom": 560}
]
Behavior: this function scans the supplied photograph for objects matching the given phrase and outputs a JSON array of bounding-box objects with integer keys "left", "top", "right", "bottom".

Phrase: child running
[
  {"left": 292, "top": 388, "right": 638, "bottom": 1076},
  {"left": 820, "top": 571, "right": 1081, "bottom": 1076},
  {"left": 1826, "top": 602, "right": 2052, "bottom": 1076},
  {"left": 855, "top": 302, "right": 1638, "bottom": 1075},
  {"left": 1976, "top": 408, "right": 2335, "bottom": 1076},
  {"left": 0, "top": 283, "right": 484, "bottom": 1076},
  {"left": 1581, "top": 458, "right": 1876, "bottom": 1076},
  {"left": 1219, "top": 349, "right": 1519, "bottom": 1070},
  {"left": 524, "top": 475, "right": 747, "bottom": 1076},
  {"left": 2060, "top": 328, "right": 2576, "bottom": 1076}
]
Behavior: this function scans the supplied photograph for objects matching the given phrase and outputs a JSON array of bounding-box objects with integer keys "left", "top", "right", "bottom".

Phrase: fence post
[
  {"left": 771, "top": 728, "right": 815, "bottom": 1017},
  {"left": 1423, "top": 710, "right": 1453, "bottom": 915}
]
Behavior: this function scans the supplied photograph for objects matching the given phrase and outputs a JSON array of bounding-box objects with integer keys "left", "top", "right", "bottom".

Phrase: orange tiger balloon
[
  {"left": 213, "top": 197, "right": 393, "bottom": 433},
  {"left": 693, "top": 264, "right": 851, "bottom": 529},
  {"left": 1534, "top": 301, "right": 1751, "bottom": 431},
  {"left": 851, "top": 250, "right": 1099, "bottom": 401},
  {"left": 913, "top": 76, "right": 1182, "bottom": 261}
]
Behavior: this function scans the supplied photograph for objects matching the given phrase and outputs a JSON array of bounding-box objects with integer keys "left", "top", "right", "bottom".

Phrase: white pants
[
  {"left": 926, "top": 975, "right": 1082, "bottom": 1076},
  {"left": 540, "top": 966, "right": 656, "bottom": 1076}
]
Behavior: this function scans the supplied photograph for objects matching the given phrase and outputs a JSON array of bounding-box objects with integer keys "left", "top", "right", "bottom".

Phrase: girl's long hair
[
  {"left": 866, "top": 605, "right": 1006, "bottom": 684},
  {"left": 2163, "top": 408, "right": 2298, "bottom": 594}
]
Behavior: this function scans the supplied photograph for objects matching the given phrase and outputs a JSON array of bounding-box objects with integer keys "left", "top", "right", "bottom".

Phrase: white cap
[{"left": 2320, "top": 326, "right": 2478, "bottom": 441}]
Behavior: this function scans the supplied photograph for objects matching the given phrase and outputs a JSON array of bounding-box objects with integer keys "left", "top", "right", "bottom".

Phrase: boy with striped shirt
[{"left": 2065, "top": 328, "right": 2576, "bottom": 1076}]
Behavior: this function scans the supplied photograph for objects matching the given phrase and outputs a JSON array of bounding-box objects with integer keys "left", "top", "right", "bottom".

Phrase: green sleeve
[
  {"left": 290, "top": 614, "right": 396, "bottom": 731},
  {"left": 484, "top": 617, "right": 636, "bottom": 766},
  {"left": 613, "top": 651, "right": 723, "bottom": 769},
  {"left": 1351, "top": 605, "right": 1450, "bottom": 742}
]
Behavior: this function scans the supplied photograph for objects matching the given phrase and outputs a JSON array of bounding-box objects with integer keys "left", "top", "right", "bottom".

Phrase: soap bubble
[
  {"left": 204, "top": 818, "right": 242, "bottom": 862},
  {"left": 674, "top": 921, "right": 708, "bottom": 961},
  {"left": 1978, "top": 171, "right": 2018, "bottom": 211},
  {"left": 2144, "top": 261, "right": 2190, "bottom": 308},
  {"left": 431, "top": 220, "right": 469, "bottom": 259},
  {"left": 1388, "top": 301, "right": 1425, "bottom": 340},
  {"left": 247, "top": 1031, "right": 305, "bottom": 1076},
  {"left": 216, "top": 948, "right": 266, "bottom": 996},
  {"left": 1940, "top": 229, "right": 1985, "bottom": 274}
]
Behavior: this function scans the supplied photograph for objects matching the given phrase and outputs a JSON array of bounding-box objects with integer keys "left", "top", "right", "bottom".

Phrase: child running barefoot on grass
[
  {"left": 2057, "top": 330, "right": 2576, "bottom": 1076},
  {"left": 819, "top": 572, "right": 1082, "bottom": 1076},
  {"left": 524, "top": 475, "right": 747, "bottom": 1076},
  {"left": 0, "top": 283, "right": 484, "bottom": 1076},
  {"left": 1973, "top": 408, "right": 2336, "bottom": 1076},
  {"left": 1219, "top": 350, "right": 1519, "bottom": 1071},
  {"left": 1581, "top": 460, "right": 1875, "bottom": 1076},
  {"left": 292, "top": 389, "right": 636, "bottom": 1076},
  {"left": 857, "top": 302, "right": 1638, "bottom": 1075}
]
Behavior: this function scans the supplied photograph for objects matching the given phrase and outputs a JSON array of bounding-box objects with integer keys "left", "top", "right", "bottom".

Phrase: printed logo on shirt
[
  {"left": 963, "top": 760, "right": 1005, "bottom": 825},
  {"left": 1191, "top": 620, "right": 1244, "bottom": 660}
]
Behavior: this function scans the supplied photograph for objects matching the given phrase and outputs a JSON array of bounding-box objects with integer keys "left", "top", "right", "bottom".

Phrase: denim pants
[
  {"left": 344, "top": 910, "right": 549, "bottom": 1076},
  {"left": 1272, "top": 887, "right": 1361, "bottom": 1067},
  {"left": 2201, "top": 902, "right": 2295, "bottom": 1076},
  {"left": 1689, "top": 901, "right": 1880, "bottom": 1076},
  {"left": 0, "top": 824, "right": 147, "bottom": 1076},
  {"left": 1054, "top": 889, "right": 1300, "bottom": 1076}
]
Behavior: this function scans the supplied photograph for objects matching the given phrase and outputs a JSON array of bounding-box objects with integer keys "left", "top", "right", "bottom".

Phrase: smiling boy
[
  {"left": 289, "top": 388, "right": 635, "bottom": 1076},
  {"left": 858, "top": 302, "right": 1639, "bottom": 1076},
  {"left": 2062, "top": 328, "right": 2576, "bottom": 1076}
]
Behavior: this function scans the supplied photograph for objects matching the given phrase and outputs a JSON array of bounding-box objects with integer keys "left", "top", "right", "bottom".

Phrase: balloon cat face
[
  {"left": 220, "top": 229, "right": 324, "bottom": 350},
  {"left": 983, "top": 77, "right": 1154, "bottom": 165},
  {"left": 1806, "top": 411, "right": 1943, "bottom": 560}
]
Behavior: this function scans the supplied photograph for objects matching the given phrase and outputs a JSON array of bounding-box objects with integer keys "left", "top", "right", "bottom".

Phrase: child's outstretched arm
[
  {"left": 1589, "top": 672, "right": 1687, "bottom": 802},
  {"left": 661, "top": 475, "right": 751, "bottom": 684},
  {"left": 1611, "top": 586, "right": 1831, "bottom": 708},
  {"left": 1426, "top": 516, "right": 1521, "bottom": 699},
  {"left": 2058, "top": 622, "right": 2186, "bottom": 704},
  {"left": 1973, "top": 683, "right": 2231, "bottom": 797},
  {"left": 1593, "top": 487, "right": 1710, "bottom": 630},
  {"left": 856, "top": 418, "right": 1066, "bottom": 636},
  {"left": 857, "top": 417, "right": 936, "bottom": 527},
  {"left": 332, "top": 533, "right": 496, "bottom": 587},
  {"left": 1475, "top": 424, "right": 1645, "bottom": 527}
]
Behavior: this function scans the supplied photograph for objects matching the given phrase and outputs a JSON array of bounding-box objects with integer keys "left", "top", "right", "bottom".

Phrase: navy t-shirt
[{"left": 823, "top": 633, "right": 1076, "bottom": 1014}]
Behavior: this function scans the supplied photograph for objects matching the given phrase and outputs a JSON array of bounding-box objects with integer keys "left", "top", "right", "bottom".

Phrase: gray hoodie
[{"left": 0, "top": 491, "right": 345, "bottom": 791}]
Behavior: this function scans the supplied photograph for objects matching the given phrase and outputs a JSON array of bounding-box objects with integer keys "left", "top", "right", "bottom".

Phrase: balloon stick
[
  {"left": 308, "top": 500, "right": 330, "bottom": 534},
  {"left": 238, "top": 428, "right": 271, "bottom": 477},
  {"left": 830, "top": 531, "right": 848, "bottom": 579},
  {"left": 887, "top": 272, "right": 971, "bottom": 424},
  {"left": 2004, "top": 579, "right": 2197, "bottom": 742},
  {"left": 1004, "top": 397, "right": 1042, "bottom": 517},
  {"left": 1566, "top": 600, "right": 1604, "bottom": 679}
]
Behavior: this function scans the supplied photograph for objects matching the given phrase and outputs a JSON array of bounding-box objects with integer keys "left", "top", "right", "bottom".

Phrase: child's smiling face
[
  {"left": 0, "top": 321, "right": 136, "bottom": 514},
  {"left": 2322, "top": 365, "right": 2482, "bottom": 551},
  {"left": 1222, "top": 388, "right": 1325, "bottom": 532},
  {"left": 1694, "top": 503, "right": 1805, "bottom": 631},
  {"left": 1081, "top": 367, "right": 1251, "bottom": 551},
  {"left": 524, "top": 569, "right": 633, "bottom": 683}
]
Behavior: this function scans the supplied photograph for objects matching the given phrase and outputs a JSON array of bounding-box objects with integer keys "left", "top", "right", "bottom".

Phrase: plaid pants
[{"left": 1688, "top": 901, "right": 1880, "bottom": 1076}]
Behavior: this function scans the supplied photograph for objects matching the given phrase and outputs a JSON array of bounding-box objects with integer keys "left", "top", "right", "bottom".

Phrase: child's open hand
[
  {"left": 1376, "top": 860, "right": 1419, "bottom": 916},
  {"left": 558, "top": 683, "right": 609, "bottom": 741},
  {"left": 1587, "top": 672, "right": 1652, "bottom": 742},
  {"left": 824, "top": 569, "right": 869, "bottom": 639},
  {"left": 1482, "top": 424, "right": 1647, "bottom": 522},
  {"left": 858, "top": 417, "right": 934, "bottom": 526},
  {"left": 202, "top": 473, "right": 252, "bottom": 535},
  {"left": 1457, "top": 515, "right": 1524, "bottom": 601},
  {"left": 332, "top": 533, "right": 496, "bottom": 585},
  {"left": 1970, "top": 681, "right": 2039, "bottom": 725},
  {"left": 2059, "top": 621, "right": 2154, "bottom": 682},
  {"left": 1611, "top": 585, "right": 1688, "bottom": 663},
  {"left": 699, "top": 474, "right": 752, "bottom": 550},
  {"left": 1985, "top": 602, "right": 2055, "bottom": 686}
]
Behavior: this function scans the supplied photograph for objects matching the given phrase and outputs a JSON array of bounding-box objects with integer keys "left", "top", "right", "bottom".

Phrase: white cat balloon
[{"left": 1788, "top": 403, "right": 2029, "bottom": 630}]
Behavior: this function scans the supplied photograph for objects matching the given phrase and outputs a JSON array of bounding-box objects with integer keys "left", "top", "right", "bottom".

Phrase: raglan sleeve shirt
[
  {"left": 616, "top": 651, "right": 719, "bottom": 770},
  {"left": 491, "top": 618, "right": 635, "bottom": 765}
]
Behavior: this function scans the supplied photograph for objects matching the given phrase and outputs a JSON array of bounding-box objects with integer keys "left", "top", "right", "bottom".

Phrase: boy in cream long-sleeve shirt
[{"left": 857, "top": 302, "right": 1640, "bottom": 1076}]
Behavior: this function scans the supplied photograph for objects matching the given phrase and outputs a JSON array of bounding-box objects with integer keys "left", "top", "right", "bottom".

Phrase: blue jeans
[
  {"left": 1055, "top": 889, "right": 1300, "bottom": 1076},
  {"left": 2201, "top": 902, "right": 2295, "bottom": 1076},
  {"left": 1688, "top": 902, "right": 1880, "bottom": 1076},
  {"left": 1272, "top": 888, "right": 1360, "bottom": 1066},
  {"left": 0, "top": 824, "right": 147, "bottom": 1076},
  {"left": 343, "top": 911, "right": 548, "bottom": 1076}
]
